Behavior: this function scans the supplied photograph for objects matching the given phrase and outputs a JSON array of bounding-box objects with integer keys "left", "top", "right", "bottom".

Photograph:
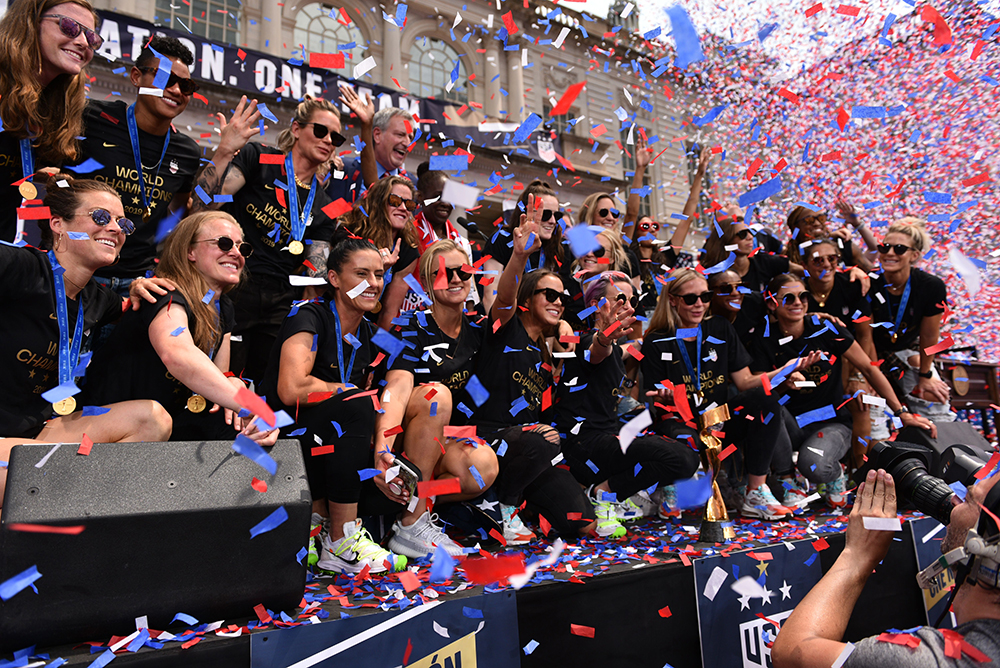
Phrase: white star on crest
[
  {"left": 780, "top": 580, "right": 793, "bottom": 600},
  {"left": 738, "top": 593, "right": 753, "bottom": 611},
  {"left": 761, "top": 587, "right": 774, "bottom": 605}
]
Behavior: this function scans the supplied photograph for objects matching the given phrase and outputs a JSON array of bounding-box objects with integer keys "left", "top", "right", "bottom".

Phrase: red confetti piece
[
  {"left": 624, "top": 344, "right": 643, "bottom": 361},
  {"left": 397, "top": 570, "right": 421, "bottom": 592},
  {"left": 962, "top": 172, "right": 991, "bottom": 187},
  {"left": 835, "top": 4, "right": 859, "bottom": 15},
  {"left": 501, "top": 10, "right": 519, "bottom": 34},
  {"left": 417, "top": 478, "right": 462, "bottom": 498},
  {"left": 718, "top": 444, "right": 738, "bottom": 460},
  {"left": 550, "top": 82, "right": 586, "bottom": 116},
  {"left": 777, "top": 88, "right": 800, "bottom": 105},
  {"left": 322, "top": 198, "right": 353, "bottom": 220},
  {"left": 658, "top": 606, "right": 672, "bottom": 618},
  {"left": 251, "top": 477, "right": 268, "bottom": 493},
  {"left": 570, "top": 624, "right": 595, "bottom": 638},
  {"left": 16, "top": 206, "right": 50, "bottom": 219},
  {"left": 312, "top": 444, "right": 336, "bottom": 456},
  {"left": 235, "top": 387, "right": 276, "bottom": 428},
  {"left": 812, "top": 537, "right": 830, "bottom": 551},
  {"left": 920, "top": 4, "right": 952, "bottom": 45},
  {"left": 383, "top": 425, "right": 404, "bottom": 437},
  {"left": 254, "top": 603, "right": 272, "bottom": 624},
  {"left": 488, "top": 527, "right": 507, "bottom": 546},
  {"left": 804, "top": 2, "right": 823, "bottom": 16},
  {"left": 403, "top": 638, "right": 413, "bottom": 666},
  {"left": 8, "top": 523, "right": 85, "bottom": 534},
  {"left": 307, "top": 391, "right": 335, "bottom": 402},
  {"left": 923, "top": 334, "right": 954, "bottom": 356},
  {"left": 310, "top": 52, "right": 345, "bottom": 69},
  {"left": 77, "top": 434, "right": 93, "bottom": 456},
  {"left": 539, "top": 513, "right": 552, "bottom": 537},
  {"left": 974, "top": 451, "right": 1000, "bottom": 480},
  {"left": 444, "top": 425, "right": 477, "bottom": 439},
  {"left": 258, "top": 153, "right": 285, "bottom": 164},
  {"left": 463, "top": 554, "right": 526, "bottom": 585},
  {"left": 181, "top": 637, "right": 201, "bottom": 650}
]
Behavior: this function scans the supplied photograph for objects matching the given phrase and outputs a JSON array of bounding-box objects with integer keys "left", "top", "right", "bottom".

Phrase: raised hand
[
  {"left": 513, "top": 193, "right": 543, "bottom": 257},
  {"left": 338, "top": 83, "right": 375, "bottom": 126},
  {"left": 635, "top": 133, "right": 652, "bottom": 170},
  {"left": 216, "top": 95, "right": 264, "bottom": 157}
]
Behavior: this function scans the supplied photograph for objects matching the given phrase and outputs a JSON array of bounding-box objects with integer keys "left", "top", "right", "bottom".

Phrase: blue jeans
[{"left": 91, "top": 275, "right": 136, "bottom": 352}]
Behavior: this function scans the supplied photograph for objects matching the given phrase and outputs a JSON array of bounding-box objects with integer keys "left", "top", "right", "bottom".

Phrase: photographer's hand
[{"left": 941, "top": 469, "right": 1000, "bottom": 554}]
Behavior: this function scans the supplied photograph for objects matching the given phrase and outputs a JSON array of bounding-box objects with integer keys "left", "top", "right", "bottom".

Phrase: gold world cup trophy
[{"left": 699, "top": 404, "right": 735, "bottom": 543}]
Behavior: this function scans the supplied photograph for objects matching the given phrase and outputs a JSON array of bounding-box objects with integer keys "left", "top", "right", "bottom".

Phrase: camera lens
[{"left": 863, "top": 441, "right": 958, "bottom": 525}]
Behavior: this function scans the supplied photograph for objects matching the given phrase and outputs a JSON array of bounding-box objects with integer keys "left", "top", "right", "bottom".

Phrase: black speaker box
[
  {"left": 0, "top": 439, "right": 311, "bottom": 651},
  {"left": 896, "top": 421, "right": 995, "bottom": 474}
]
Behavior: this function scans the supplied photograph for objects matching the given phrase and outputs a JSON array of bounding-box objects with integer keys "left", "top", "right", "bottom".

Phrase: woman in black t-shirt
[
  {"left": 472, "top": 195, "right": 600, "bottom": 542},
  {"left": 629, "top": 217, "right": 671, "bottom": 315},
  {"left": 374, "top": 240, "right": 498, "bottom": 559},
  {"left": 707, "top": 269, "right": 767, "bottom": 340},
  {"left": 641, "top": 268, "right": 821, "bottom": 522},
  {"left": 751, "top": 274, "right": 935, "bottom": 508},
  {"left": 0, "top": 175, "right": 172, "bottom": 508},
  {"left": 555, "top": 271, "right": 700, "bottom": 528},
  {"left": 259, "top": 229, "right": 406, "bottom": 575},
  {"left": 563, "top": 229, "right": 635, "bottom": 330},
  {"left": 83, "top": 212, "right": 277, "bottom": 444},
  {"left": 339, "top": 175, "right": 422, "bottom": 329},
  {"left": 703, "top": 212, "right": 800, "bottom": 292}
]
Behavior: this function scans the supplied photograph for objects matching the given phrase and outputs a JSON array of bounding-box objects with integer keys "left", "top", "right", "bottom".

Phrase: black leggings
[
  {"left": 485, "top": 425, "right": 596, "bottom": 537},
  {"left": 229, "top": 276, "right": 298, "bottom": 385},
  {"left": 290, "top": 389, "right": 377, "bottom": 503},
  {"left": 563, "top": 430, "right": 701, "bottom": 499}
]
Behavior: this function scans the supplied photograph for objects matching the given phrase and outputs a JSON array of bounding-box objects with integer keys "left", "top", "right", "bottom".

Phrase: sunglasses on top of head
[
  {"left": 443, "top": 266, "right": 472, "bottom": 282},
  {"left": 533, "top": 287, "right": 564, "bottom": 304},
  {"left": 615, "top": 292, "right": 640, "bottom": 309},
  {"left": 779, "top": 291, "right": 810, "bottom": 307},
  {"left": 877, "top": 243, "right": 915, "bottom": 255},
  {"left": 300, "top": 122, "right": 347, "bottom": 147},
  {"left": 639, "top": 221, "right": 660, "bottom": 232},
  {"left": 387, "top": 193, "right": 418, "bottom": 211},
  {"left": 598, "top": 208, "right": 621, "bottom": 220},
  {"left": 43, "top": 14, "right": 103, "bottom": 49},
  {"left": 73, "top": 208, "right": 135, "bottom": 235},
  {"left": 194, "top": 236, "right": 254, "bottom": 258},
  {"left": 677, "top": 291, "right": 712, "bottom": 305},
  {"left": 136, "top": 67, "right": 200, "bottom": 95}
]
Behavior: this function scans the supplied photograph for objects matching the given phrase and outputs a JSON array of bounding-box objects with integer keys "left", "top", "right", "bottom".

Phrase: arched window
[
  {"left": 154, "top": 0, "right": 240, "bottom": 42},
  {"left": 293, "top": 4, "right": 367, "bottom": 65},
  {"left": 408, "top": 37, "right": 467, "bottom": 103}
]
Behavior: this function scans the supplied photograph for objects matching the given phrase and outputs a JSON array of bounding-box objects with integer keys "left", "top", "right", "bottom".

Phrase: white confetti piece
[
  {"left": 703, "top": 566, "right": 728, "bottom": 601},
  {"left": 862, "top": 516, "right": 903, "bottom": 531},
  {"left": 353, "top": 56, "right": 377, "bottom": 79}
]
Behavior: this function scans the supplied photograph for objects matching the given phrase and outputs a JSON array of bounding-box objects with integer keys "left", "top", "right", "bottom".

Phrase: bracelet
[
  {"left": 848, "top": 374, "right": 865, "bottom": 382},
  {"left": 893, "top": 405, "right": 911, "bottom": 417},
  {"left": 595, "top": 333, "right": 613, "bottom": 347}
]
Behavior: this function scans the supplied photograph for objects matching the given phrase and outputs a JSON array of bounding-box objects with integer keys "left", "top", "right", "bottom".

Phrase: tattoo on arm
[
  {"left": 190, "top": 162, "right": 238, "bottom": 212},
  {"left": 305, "top": 240, "right": 330, "bottom": 278}
]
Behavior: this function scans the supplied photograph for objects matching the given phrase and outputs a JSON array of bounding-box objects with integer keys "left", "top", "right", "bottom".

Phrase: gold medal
[
  {"left": 143, "top": 206, "right": 151, "bottom": 223},
  {"left": 289, "top": 240, "right": 304, "bottom": 255},
  {"left": 891, "top": 332, "right": 898, "bottom": 343},
  {"left": 18, "top": 181, "right": 37, "bottom": 200},
  {"left": 187, "top": 394, "right": 207, "bottom": 413},
  {"left": 52, "top": 396, "right": 77, "bottom": 416}
]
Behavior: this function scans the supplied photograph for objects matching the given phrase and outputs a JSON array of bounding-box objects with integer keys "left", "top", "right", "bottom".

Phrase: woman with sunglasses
[
  {"left": 563, "top": 229, "right": 634, "bottom": 329},
  {"left": 338, "top": 175, "right": 422, "bottom": 329},
  {"left": 640, "top": 268, "right": 821, "bottom": 521},
  {"left": 785, "top": 201, "right": 876, "bottom": 273},
  {"left": 470, "top": 195, "right": 602, "bottom": 542},
  {"left": 372, "top": 240, "right": 499, "bottom": 558},
  {"left": 0, "top": 0, "right": 101, "bottom": 243},
  {"left": 704, "top": 213, "right": 804, "bottom": 293},
  {"left": 630, "top": 216, "right": 671, "bottom": 314},
  {"left": 0, "top": 174, "right": 173, "bottom": 505},
  {"left": 259, "top": 228, "right": 408, "bottom": 575},
  {"left": 868, "top": 219, "right": 953, "bottom": 432},
  {"left": 482, "top": 180, "right": 568, "bottom": 313},
  {"left": 555, "top": 271, "right": 700, "bottom": 530},
  {"left": 750, "top": 274, "right": 935, "bottom": 508},
  {"left": 82, "top": 212, "right": 277, "bottom": 444},
  {"left": 190, "top": 97, "right": 351, "bottom": 383},
  {"left": 707, "top": 270, "right": 768, "bottom": 340}
]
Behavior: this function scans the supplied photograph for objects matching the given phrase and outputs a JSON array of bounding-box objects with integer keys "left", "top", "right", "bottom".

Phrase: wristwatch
[
  {"left": 917, "top": 370, "right": 933, "bottom": 379},
  {"left": 893, "top": 405, "right": 911, "bottom": 417}
]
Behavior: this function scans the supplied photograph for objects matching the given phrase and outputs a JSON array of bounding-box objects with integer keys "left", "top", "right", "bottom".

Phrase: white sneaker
[
  {"left": 500, "top": 503, "right": 536, "bottom": 545},
  {"left": 317, "top": 519, "right": 407, "bottom": 574},
  {"left": 741, "top": 484, "right": 793, "bottom": 521},
  {"left": 589, "top": 487, "right": 627, "bottom": 538},
  {"left": 617, "top": 491, "right": 656, "bottom": 521},
  {"left": 780, "top": 472, "right": 811, "bottom": 508},
  {"left": 389, "top": 512, "right": 465, "bottom": 558},
  {"left": 818, "top": 466, "right": 849, "bottom": 509}
]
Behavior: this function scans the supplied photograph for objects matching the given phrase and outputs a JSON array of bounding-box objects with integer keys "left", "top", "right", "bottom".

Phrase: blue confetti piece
[
  {"left": 170, "top": 326, "right": 186, "bottom": 337},
  {"left": 358, "top": 468, "right": 381, "bottom": 480},
  {"left": 564, "top": 224, "right": 602, "bottom": 257},
  {"left": 0, "top": 565, "right": 41, "bottom": 601},
  {"left": 429, "top": 544, "right": 456, "bottom": 582},
  {"left": 253, "top": 409, "right": 293, "bottom": 432},
  {"left": 41, "top": 381, "right": 80, "bottom": 404},
  {"left": 577, "top": 305, "right": 597, "bottom": 319},
  {"left": 496, "top": 439, "right": 509, "bottom": 457},
  {"left": 67, "top": 231, "right": 90, "bottom": 241},
  {"left": 523, "top": 640, "right": 540, "bottom": 655},
  {"left": 296, "top": 547, "right": 308, "bottom": 564},
  {"left": 331, "top": 421, "right": 344, "bottom": 437},
  {"left": 643, "top": 26, "right": 661, "bottom": 40},
  {"left": 288, "top": 427, "right": 307, "bottom": 436},
  {"left": 737, "top": 176, "right": 783, "bottom": 208},
  {"left": 509, "top": 395, "right": 530, "bottom": 416},
  {"left": 170, "top": 612, "right": 199, "bottom": 625},
  {"left": 692, "top": 104, "right": 728, "bottom": 127},
  {"left": 512, "top": 113, "right": 542, "bottom": 144},
  {"left": 257, "top": 103, "right": 279, "bottom": 123},
  {"left": 213, "top": 194, "right": 234, "bottom": 203},
  {"left": 202, "top": 289, "right": 215, "bottom": 304},
  {"left": 81, "top": 405, "right": 110, "bottom": 417},
  {"left": 851, "top": 106, "right": 886, "bottom": 118},
  {"left": 155, "top": 207, "right": 184, "bottom": 243},
  {"left": 465, "top": 374, "right": 489, "bottom": 407},
  {"left": 372, "top": 328, "right": 405, "bottom": 357},
  {"left": 469, "top": 465, "right": 485, "bottom": 489},
  {"left": 923, "top": 191, "right": 952, "bottom": 204},
  {"left": 249, "top": 507, "right": 288, "bottom": 539},
  {"left": 463, "top": 606, "right": 484, "bottom": 618},
  {"left": 402, "top": 273, "right": 432, "bottom": 306},
  {"left": 65, "top": 158, "right": 103, "bottom": 174},
  {"left": 795, "top": 405, "right": 837, "bottom": 428},
  {"left": 429, "top": 401, "right": 438, "bottom": 417},
  {"left": 675, "top": 475, "right": 713, "bottom": 509},
  {"left": 428, "top": 154, "right": 469, "bottom": 171},
  {"left": 231, "top": 434, "right": 278, "bottom": 475},
  {"left": 127, "top": 628, "right": 150, "bottom": 653},
  {"left": 585, "top": 459, "right": 600, "bottom": 473},
  {"left": 87, "top": 650, "right": 115, "bottom": 668},
  {"left": 194, "top": 185, "right": 211, "bottom": 204},
  {"left": 666, "top": 5, "right": 704, "bottom": 70},
  {"left": 804, "top": 552, "right": 818, "bottom": 567},
  {"left": 634, "top": 463, "right": 642, "bottom": 476}
]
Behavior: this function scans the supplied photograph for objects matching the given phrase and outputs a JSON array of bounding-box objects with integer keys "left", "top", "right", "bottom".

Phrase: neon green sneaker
[
  {"left": 307, "top": 512, "right": 326, "bottom": 567},
  {"left": 589, "top": 487, "right": 627, "bottom": 539},
  {"left": 317, "top": 519, "right": 407, "bottom": 574}
]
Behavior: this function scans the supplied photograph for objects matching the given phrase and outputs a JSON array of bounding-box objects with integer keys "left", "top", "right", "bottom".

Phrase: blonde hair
[
  {"left": 276, "top": 98, "right": 340, "bottom": 153},
  {"left": 579, "top": 192, "right": 619, "bottom": 232},
  {"left": 419, "top": 239, "right": 470, "bottom": 305},
  {"left": 572, "top": 229, "right": 628, "bottom": 276},
  {"left": 645, "top": 268, "right": 708, "bottom": 336},
  {"left": 885, "top": 217, "right": 931, "bottom": 254}
]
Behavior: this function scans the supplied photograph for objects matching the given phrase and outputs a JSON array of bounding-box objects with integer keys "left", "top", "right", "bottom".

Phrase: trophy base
[{"left": 699, "top": 519, "right": 736, "bottom": 544}]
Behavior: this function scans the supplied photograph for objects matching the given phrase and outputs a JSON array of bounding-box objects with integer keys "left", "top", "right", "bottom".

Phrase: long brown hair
[
  {"left": 156, "top": 212, "right": 245, "bottom": 354},
  {"left": 340, "top": 175, "right": 418, "bottom": 251},
  {"left": 505, "top": 180, "right": 566, "bottom": 270},
  {"left": 579, "top": 192, "right": 619, "bottom": 231},
  {"left": 702, "top": 215, "right": 742, "bottom": 267},
  {"left": 40, "top": 172, "right": 119, "bottom": 249},
  {"left": 516, "top": 268, "right": 563, "bottom": 366},
  {"left": 0, "top": 0, "right": 96, "bottom": 164},
  {"left": 645, "top": 268, "right": 707, "bottom": 336}
]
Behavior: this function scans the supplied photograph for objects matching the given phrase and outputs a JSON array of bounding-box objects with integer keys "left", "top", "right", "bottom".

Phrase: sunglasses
[
  {"left": 615, "top": 292, "right": 640, "bottom": 309},
  {"left": 302, "top": 122, "right": 347, "bottom": 147},
  {"left": 713, "top": 283, "right": 741, "bottom": 295},
  {"left": 808, "top": 253, "right": 840, "bottom": 265},
  {"left": 43, "top": 14, "right": 103, "bottom": 49},
  {"left": 638, "top": 221, "right": 660, "bottom": 232},
  {"left": 387, "top": 193, "right": 417, "bottom": 212},
  {"left": 586, "top": 246, "right": 607, "bottom": 259},
  {"left": 443, "top": 266, "right": 472, "bottom": 282},
  {"left": 598, "top": 208, "right": 621, "bottom": 219},
  {"left": 194, "top": 236, "right": 253, "bottom": 258},
  {"left": 780, "top": 291, "right": 810, "bottom": 307},
  {"left": 540, "top": 209, "right": 565, "bottom": 223},
  {"left": 734, "top": 228, "right": 754, "bottom": 240},
  {"left": 533, "top": 287, "right": 564, "bottom": 304},
  {"left": 73, "top": 208, "right": 134, "bottom": 235},
  {"left": 677, "top": 291, "right": 712, "bottom": 305},
  {"left": 877, "top": 243, "right": 915, "bottom": 255},
  {"left": 136, "top": 67, "right": 200, "bottom": 95}
]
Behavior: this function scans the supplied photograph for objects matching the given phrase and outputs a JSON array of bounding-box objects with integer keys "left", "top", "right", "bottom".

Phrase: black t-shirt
[
  {"left": 729, "top": 290, "right": 767, "bottom": 340},
  {"left": 81, "top": 292, "right": 235, "bottom": 419},
  {"left": 0, "top": 247, "right": 121, "bottom": 437},
  {"left": 555, "top": 331, "right": 626, "bottom": 434},
  {"left": 225, "top": 142, "right": 337, "bottom": 279},
  {"left": 636, "top": 257, "right": 669, "bottom": 312},
  {"left": 641, "top": 316, "right": 752, "bottom": 413},
  {"left": 0, "top": 131, "right": 27, "bottom": 244},
  {"left": 749, "top": 317, "right": 855, "bottom": 424},
  {"left": 806, "top": 272, "right": 872, "bottom": 336},
  {"left": 741, "top": 253, "right": 790, "bottom": 292},
  {"left": 469, "top": 315, "right": 553, "bottom": 434},
  {"left": 843, "top": 619, "right": 1000, "bottom": 667},
  {"left": 391, "top": 309, "right": 484, "bottom": 392},
  {"left": 869, "top": 268, "right": 947, "bottom": 355},
  {"left": 258, "top": 295, "right": 376, "bottom": 413},
  {"left": 483, "top": 227, "right": 575, "bottom": 275},
  {"left": 77, "top": 100, "right": 201, "bottom": 278}
]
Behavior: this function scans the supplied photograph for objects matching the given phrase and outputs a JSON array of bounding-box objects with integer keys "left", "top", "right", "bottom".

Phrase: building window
[
  {"left": 408, "top": 37, "right": 467, "bottom": 103},
  {"left": 542, "top": 104, "right": 576, "bottom": 136},
  {"left": 154, "top": 0, "right": 240, "bottom": 43},
  {"left": 621, "top": 123, "right": 651, "bottom": 220},
  {"left": 293, "top": 4, "right": 367, "bottom": 64}
]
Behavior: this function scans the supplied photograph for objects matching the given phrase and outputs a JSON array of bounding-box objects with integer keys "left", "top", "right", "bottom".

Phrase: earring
[
  {"left": 53, "top": 233, "right": 62, "bottom": 252},
  {"left": 110, "top": 254, "right": 120, "bottom": 266}
]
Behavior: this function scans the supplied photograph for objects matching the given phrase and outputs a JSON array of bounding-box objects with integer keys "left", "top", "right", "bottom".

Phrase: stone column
[
  {"left": 383, "top": 19, "right": 402, "bottom": 88},
  {"left": 506, "top": 48, "right": 525, "bottom": 121},
  {"left": 260, "top": 0, "right": 283, "bottom": 56},
  {"left": 484, "top": 38, "right": 501, "bottom": 119}
]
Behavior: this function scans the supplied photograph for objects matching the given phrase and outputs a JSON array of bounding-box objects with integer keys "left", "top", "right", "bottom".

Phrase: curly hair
[
  {"left": 0, "top": 0, "right": 97, "bottom": 165},
  {"left": 339, "top": 175, "right": 418, "bottom": 251}
]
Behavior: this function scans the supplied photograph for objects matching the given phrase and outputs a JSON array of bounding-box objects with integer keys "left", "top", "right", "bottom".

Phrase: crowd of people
[{"left": 0, "top": 0, "right": 963, "bottom": 581}]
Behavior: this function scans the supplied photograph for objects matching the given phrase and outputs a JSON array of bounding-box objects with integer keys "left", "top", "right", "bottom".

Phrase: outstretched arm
[
  {"left": 190, "top": 96, "right": 261, "bottom": 213},
  {"left": 622, "top": 133, "right": 651, "bottom": 240},
  {"left": 670, "top": 147, "right": 712, "bottom": 252}
]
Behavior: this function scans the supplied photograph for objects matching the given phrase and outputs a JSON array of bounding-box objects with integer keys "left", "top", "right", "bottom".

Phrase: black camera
[{"left": 854, "top": 441, "right": 988, "bottom": 525}]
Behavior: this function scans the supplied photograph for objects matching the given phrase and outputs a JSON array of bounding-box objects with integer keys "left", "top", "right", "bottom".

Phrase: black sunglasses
[
  {"left": 533, "top": 287, "right": 564, "bottom": 304},
  {"left": 136, "top": 67, "right": 200, "bottom": 95},
  {"left": 302, "top": 122, "right": 347, "bottom": 146},
  {"left": 194, "top": 236, "right": 253, "bottom": 258},
  {"left": 598, "top": 208, "right": 620, "bottom": 219},
  {"left": 387, "top": 193, "right": 418, "bottom": 212},
  {"left": 43, "top": 14, "right": 103, "bottom": 49},
  {"left": 586, "top": 246, "right": 607, "bottom": 258},
  {"left": 713, "top": 283, "right": 741, "bottom": 295},
  {"left": 615, "top": 292, "right": 640, "bottom": 309},
  {"left": 73, "top": 208, "right": 134, "bottom": 235},
  {"left": 444, "top": 266, "right": 472, "bottom": 282},
  {"left": 877, "top": 243, "right": 915, "bottom": 255},
  {"left": 734, "top": 228, "right": 754, "bottom": 240},
  {"left": 540, "top": 209, "right": 565, "bottom": 223},
  {"left": 678, "top": 291, "right": 712, "bottom": 305},
  {"left": 780, "top": 291, "right": 810, "bottom": 307}
]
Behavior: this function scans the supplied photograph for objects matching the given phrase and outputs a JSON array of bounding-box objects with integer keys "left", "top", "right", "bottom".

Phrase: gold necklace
[{"left": 294, "top": 175, "right": 312, "bottom": 189}]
